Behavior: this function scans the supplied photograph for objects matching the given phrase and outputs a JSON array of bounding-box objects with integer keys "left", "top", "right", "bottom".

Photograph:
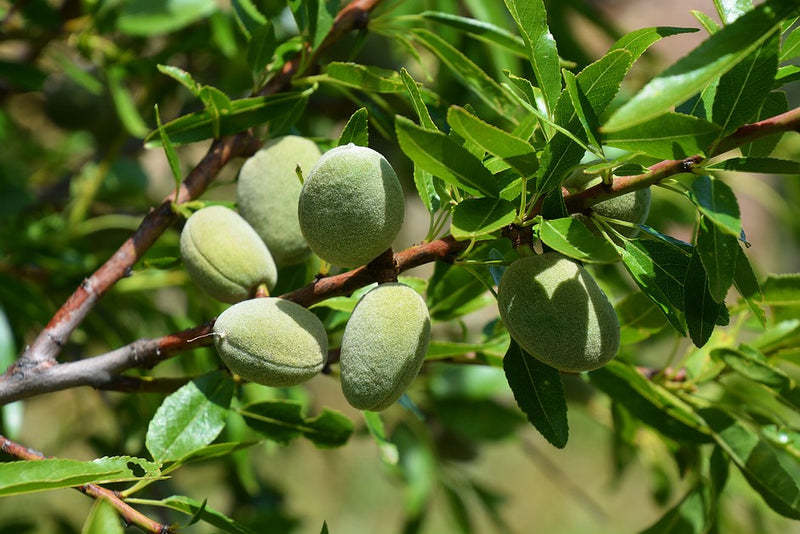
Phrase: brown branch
[
  {"left": 0, "top": 238, "right": 468, "bottom": 404},
  {"left": 7, "top": 0, "right": 386, "bottom": 376},
  {"left": 0, "top": 435, "right": 172, "bottom": 534}
]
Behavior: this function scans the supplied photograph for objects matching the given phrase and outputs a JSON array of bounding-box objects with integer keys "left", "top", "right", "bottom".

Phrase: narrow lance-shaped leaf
[
  {"left": 246, "top": 21, "right": 277, "bottom": 78},
  {"left": 82, "top": 498, "right": 124, "bottom": 534},
  {"left": 395, "top": 115, "right": 499, "bottom": 197},
  {"left": 707, "top": 157, "right": 800, "bottom": 174},
  {"left": 638, "top": 484, "right": 710, "bottom": 534},
  {"left": 399, "top": 68, "right": 440, "bottom": 213},
  {"left": 621, "top": 238, "right": 691, "bottom": 335},
  {"left": 604, "top": 112, "right": 722, "bottom": 160},
  {"left": 447, "top": 106, "right": 539, "bottom": 177},
  {"left": 322, "top": 62, "right": 404, "bottom": 93},
  {"left": 714, "top": 0, "right": 753, "bottom": 24},
  {"left": 0, "top": 457, "right": 160, "bottom": 497},
  {"left": 450, "top": 198, "right": 516, "bottom": 241},
  {"left": 710, "top": 31, "right": 779, "bottom": 143},
  {"left": 589, "top": 360, "right": 712, "bottom": 443},
  {"left": 419, "top": 11, "right": 527, "bottom": 57},
  {"left": 238, "top": 400, "right": 353, "bottom": 448},
  {"left": 144, "top": 90, "right": 311, "bottom": 146},
  {"left": 232, "top": 0, "right": 267, "bottom": 39},
  {"left": 503, "top": 340, "right": 569, "bottom": 448},
  {"left": 603, "top": 0, "right": 798, "bottom": 132},
  {"left": 697, "top": 215, "right": 739, "bottom": 303},
  {"left": 106, "top": 65, "right": 149, "bottom": 138},
  {"left": 538, "top": 217, "right": 621, "bottom": 264},
  {"left": 154, "top": 104, "right": 182, "bottom": 189},
  {"left": 733, "top": 246, "right": 766, "bottom": 326},
  {"left": 146, "top": 371, "right": 234, "bottom": 465},
  {"left": 337, "top": 107, "right": 369, "bottom": 147},
  {"left": 536, "top": 49, "right": 633, "bottom": 196},
  {"left": 144, "top": 495, "right": 259, "bottom": 534},
  {"left": 409, "top": 28, "right": 516, "bottom": 115},
  {"left": 699, "top": 407, "right": 800, "bottom": 519},
  {"left": 562, "top": 69, "right": 601, "bottom": 151},
  {"left": 610, "top": 26, "right": 699, "bottom": 62},
  {"left": 685, "top": 247, "right": 724, "bottom": 348},
  {"left": 502, "top": 0, "right": 561, "bottom": 117},
  {"left": 687, "top": 174, "right": 741, "bottom": 238}
]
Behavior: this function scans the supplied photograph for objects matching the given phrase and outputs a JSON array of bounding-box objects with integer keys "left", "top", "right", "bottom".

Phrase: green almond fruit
[
  {"left": 180, "top": 205, "right": 277, "bottom": 303},
  {"left": 237, "top": 136, "right": 322, "bottom": 266},
  {"left": 592, "top": 187, "right": 651, "bottom": 237},
  {"left": 498, "top": 253, "right": 620, "bottom": 372},
  {"left": 298, "top": 144, "right": 405, "bottom": 267},
  {"left": 339, "top": 283, "right": 431, "bottom": 411},
  {"left": 213, "top": 297, "right": 328, "bottom": 387}
]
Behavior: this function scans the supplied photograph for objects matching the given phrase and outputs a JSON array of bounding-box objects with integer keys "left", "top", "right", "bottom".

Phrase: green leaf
[
  {"left": 117, "top": 0, "right": 216, "bottom": 36},
  {"left": 563, "top": 70, "right": 604, "bottom": 153},
  {"left": 502, "top": 0, "right": 561, "bottom": 117},
  {"left": 231, "top": 0, "right": 267, "bottom": 39},
  {"left": 238, "top": 400, "right": 353, "bottom": 448},
  {"left": 157, "top": 64, "right": 201, "bottom": 96},
  {"left": 610, "top": 27, "right": 699, "bottom": 63},
  {"left": 733, "top": 246, "right": 767, "bottom": 326},
  {"left": 740, "top": 91, "right": 789, "bottom": 157},
  {"left": 589, "top": 361, "right": 712, "bottom": 443},
  {"left": 149, "top": 495, "right": 258, "bottom": 534},
  {"left": 714, "top": 0, "right": 753, "bottom": 24},
  {"left": 363, "top": 411, "right": 399, "bottom": 466},
  {"left": 539, "top": 217, "right": 621, "bottom": 264},
  {"left": 82, "top": 498, "right": 123, "bottom": 534},
  {"left": 450, "top": 198, "right": 516, "bottom": 240},
  {"left": 425, "top": 338, "right": 508, "bottom": 363},
  {"left": 395, "top": 115, "right": 498, "bottom": 197},
  {"left": 503, "top": 341, "right": 568, "bottom": 448},
  {"left": 322, "top": 62, "right": 404, "bottom": 93},
  {"left": 337, "top": 107, "right": 369, "bottom": 147},
  {"left": 692, "top": 10, "right": 722, "bottom": 34},
  {"left": 0, "top": 457, "right": 159, "bottom": 497},
  {"left": 780, "top": 26, "right": 800, "bottom": 61},
  {"left": 144, "top": 91, "right": 310, "bottom": 146},
  {"left": 154, "top": 105, "right": 181, "bottom": 187},
  {"left": 621, "top": 239, "right": 691, "bottom": 335},
  {"left": 616, "top": 291, "right": 670, "bottom": 344},
  {"left": 639, "top": 484, "right": 709, "bottom": 534},
  {"left": 762, "top": 274, "right": 800, "bottom": 306},
  {"left": 685, "top": 248, "right": 724, "bottom": 347},
  {"left": 713, "top": 345, "right": 792, "bottom": 390},
  {"left": 447, "top": 106, "right": 539, "bottom": 177},
  {"left": 145, "top": 371, "right": 234, "bottom": 465},
  {"left": 604, "top": 112, "right": 722, "bottom": 159},
  {"left": 711, "top": 32, "right": 779, "bottom": 139},
  {"left": 706, "top": 157, "right": 800, "bottom": 174},
  {"left": 399, "top": 69, "right": 440, "bottom": 213},
  {"left": 603, "top": 0, "right": 799, "bottom": 132},
  {"left": 687, "top": 175, "right": 741, "bottom": 237},
  {"left": 537, "top": 49, "right": 633, "bottom": 196},
  {"left": 427, "top": 262, "right": 494, "bottom": 322},
  {"left": 699, "top": 407, "right": 800, "bottom": 519},
  {"left": 306, "top": 0, "right": 340, "bottom": 50},
  {"left": 105, "top": 66, "right": 149, "bottom": 138},
  {"left": 419, "top": 11, "right": 527, "bottom": 57},
  {"left": 409, "top": 28, "right": 515, "bottom": 114},
  {"left": 247, "top": 21, "right": 277, "bottom": 78},
  {"left": 697, "top": 216, "right": 739, "bottom": 302},
  {"left": 400, "top": 68, "right": 437, "bottom": 130}
]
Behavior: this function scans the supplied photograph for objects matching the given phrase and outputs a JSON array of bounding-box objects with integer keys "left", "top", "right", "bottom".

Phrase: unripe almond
[
  {"left": 213, "top": 297, "right": 327, "bottom": 387},
  {"left": 498, "top": 253, "right": 620, "bottom": 372},
  {"left": 237, "top": 136, "right": 322, "bottom": 266},
  {"left": 592, "top": 188, "right": 651, "bottom": 237},
  {"left": 180, "top": 205, "right": 277, "bottom": 303},
  {"left": 339, "top": 283, "right": 431, "bottom": 411},
  {"left": 297, "top": 144, "right": 405, "bottom": 267}
]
